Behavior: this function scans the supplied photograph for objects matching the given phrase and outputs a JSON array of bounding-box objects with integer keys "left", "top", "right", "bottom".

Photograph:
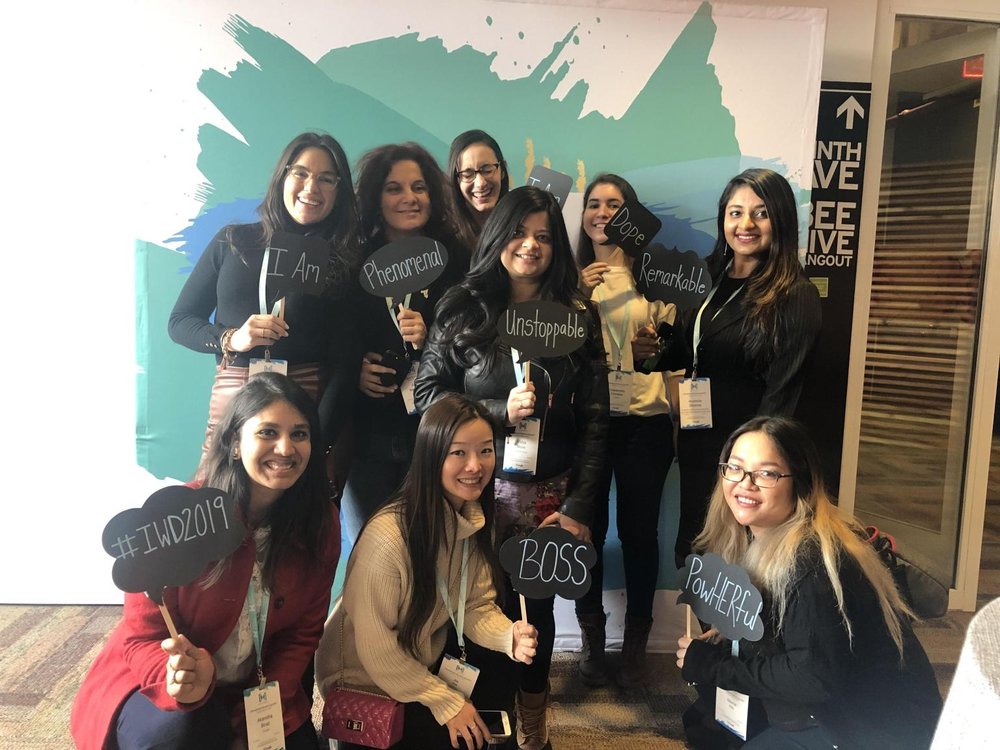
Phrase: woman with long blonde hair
[{"left": 676, "top": 417, "right": 941, "bottom": 749}]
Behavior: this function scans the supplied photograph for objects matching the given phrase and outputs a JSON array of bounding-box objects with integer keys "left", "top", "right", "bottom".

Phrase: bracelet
[{"left": 219, "top": 328, "right": 238, "bottom": 368}]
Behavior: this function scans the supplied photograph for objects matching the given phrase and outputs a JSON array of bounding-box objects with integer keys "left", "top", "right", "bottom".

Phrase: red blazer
[{"left": 71, "top": 507, "right": 340, "bottom": 750}]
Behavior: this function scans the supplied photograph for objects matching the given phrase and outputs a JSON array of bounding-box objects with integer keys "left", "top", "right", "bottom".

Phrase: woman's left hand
[
  {"left": 445, "top": 701, "right": 489, "bottom": 749},
  {"left": 540, "top": 511, "right": 592, "bottom": 543},
  {"left": 397, "top": 307, "right": 427, "bottom": 350},
  {"left": 512, "top": 620, "right": 538, "bottom": 664}
]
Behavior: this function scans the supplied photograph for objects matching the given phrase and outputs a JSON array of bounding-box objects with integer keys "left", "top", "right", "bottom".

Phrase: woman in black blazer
[{"left": 638, "top": 168, "right": 821, "bottom": 569}]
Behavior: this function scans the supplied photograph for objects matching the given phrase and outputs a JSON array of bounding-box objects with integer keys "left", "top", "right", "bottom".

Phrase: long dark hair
[
  {"left": 232, "top": 132, "right": 363, "bottom": 298},
  {"left": 354, "top": 142, "right": 460, "bottom": 252},
  {"left": 393, "top": 394, "right": 503, "bottom": 658},
  {"left": 202, "top": 373, "right": 332, "bottom": 588},
  {"left": 576, "top": 173, "right": 639, "bottom": 270},
  {"left": 706, "top": 168, "right": 805, "bottom": 363},
  {"left": 447, "top": 130, "right": 510, "bottom": 249},
  {"left": 433, "top": 185, "right": 584, "bottom": 369}
]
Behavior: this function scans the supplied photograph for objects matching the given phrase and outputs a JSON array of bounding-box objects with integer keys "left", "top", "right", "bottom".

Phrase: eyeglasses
[
  {"left": 285, "top": 165, "right": 339, "bottom": 189},
  {"left": 718, "top": 463, "right": 792, "bottom": 489},
  {"left": 456, "top": 163, "right": 501, "bottom": 183}
]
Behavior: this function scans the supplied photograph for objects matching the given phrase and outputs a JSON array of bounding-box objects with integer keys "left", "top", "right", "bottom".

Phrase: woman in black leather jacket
[{"left": 415, "top": 186, "right": 609, "bottom": 750}]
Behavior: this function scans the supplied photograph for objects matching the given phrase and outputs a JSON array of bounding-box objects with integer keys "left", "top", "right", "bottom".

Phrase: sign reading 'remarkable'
[
  {"left": 676, "top": 553, "right": 764, "bottom": 642},
  {"left": 635, "top": 244, "right": 711, "bottom": 310},
  {"left": 499, "top": 300, "right": 588, "bottom": 358},
  {"left": 102, "top": 485, "right": 246, "bottom": 604},
  {"left": 359, "top": 236, "right": 448, "bottom": 298}
]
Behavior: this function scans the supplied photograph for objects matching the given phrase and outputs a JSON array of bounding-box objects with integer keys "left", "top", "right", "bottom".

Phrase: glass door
[{"left": 853, "top": 16, "right": 1000, "bottom": 591}]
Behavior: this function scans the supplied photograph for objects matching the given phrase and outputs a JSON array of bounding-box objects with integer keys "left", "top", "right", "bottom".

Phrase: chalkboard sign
[
  {"left": 498, "top": 300, "right": 587, "bottom": 359},
  {"left": 526, "top": 165, "right": 573, "bottom": 208},
  {"left": 266, "top": 231, "right": 330, "bottom": 300},
  {"left": 634, "top": 244, "right": 711, "bottom": 310},
  {"left": 499, "top": 525, "right": 597, "bottom": 600},
  {"left": 602, "top": 199, "right": 662, "bottom": 257},
  {"left": 102, "top": 485, "right": 246, "bottom": 604},
  {"left": 676, "top": 553, "right": 764, "bottom": 642},
  {"left": 359, "top": 236, "right": 449, "bottom": 298}
]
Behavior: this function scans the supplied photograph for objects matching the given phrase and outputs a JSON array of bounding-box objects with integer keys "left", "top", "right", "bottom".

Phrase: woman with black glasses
[{"left": 447, "top": 130, "right": 510, "bottom": 251}]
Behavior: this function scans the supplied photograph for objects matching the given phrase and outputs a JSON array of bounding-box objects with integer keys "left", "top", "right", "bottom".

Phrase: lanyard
[
  {"left": 435, "top": 539, "right": 470, "bottom": 660},
  {"left": 594, "top": 282, "right": 631, "bottom": 370},
  {"left": 258, "top": 247, "right": 284, "bottom": 317},
  {"left": 691, "top": 278, "right": 744, "bottom": 374},
  {"left": 246, "top": 564, "right": 272, "bottom": 686},
  {"left": 385, "top": 293, "right": 413, "bottom": 344},
  {"left": 510, "top": 348, "right": 526, "bottom": 386}
]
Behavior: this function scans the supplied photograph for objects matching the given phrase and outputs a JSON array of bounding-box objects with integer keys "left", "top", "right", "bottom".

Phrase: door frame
[{"left": 840, "top": 0, "right": 1000, "bottom": 611}]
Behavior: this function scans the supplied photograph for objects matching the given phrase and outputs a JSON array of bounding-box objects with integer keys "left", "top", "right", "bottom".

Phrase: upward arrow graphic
[{"left": 836, "top": 96, "right": 866, "bottom": 130}]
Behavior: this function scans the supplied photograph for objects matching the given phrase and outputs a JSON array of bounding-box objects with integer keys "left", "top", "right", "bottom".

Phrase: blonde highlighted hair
[{"left": 695, "top": 417, "right": 914, "bottom": 656}]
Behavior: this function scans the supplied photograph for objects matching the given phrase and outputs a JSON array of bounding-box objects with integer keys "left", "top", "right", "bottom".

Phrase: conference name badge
[
  {"left": 438, "top": 654, "right": 481, "bottom": 699},
  {"left": 608, "top": 369, "right": 634, "bottom": 416},
  {"left": 678, "top": 377, "right": 712, "bottom": 429},
  {"left": 400, "top": 361, "right": 420, "bottom": 415},
  {"left": 243, "top": 681, "right": 284, "bottom": 750},
  {"left": 503, "top": 418, "right": 540, "bottom": 476},
  {"left": 715, "top": 687, "right": 749, "bottom": 741},
  {"left": 249, "top": 357, "right": 288, "bottom": 378}
]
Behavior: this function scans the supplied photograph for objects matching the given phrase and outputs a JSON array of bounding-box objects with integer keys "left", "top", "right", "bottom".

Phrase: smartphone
[
  {"left": 377, "top": 349, "right": 411, "bottom": 387},
  {"left": 479, "top": 710, "right": 511, "bottom": 744}
]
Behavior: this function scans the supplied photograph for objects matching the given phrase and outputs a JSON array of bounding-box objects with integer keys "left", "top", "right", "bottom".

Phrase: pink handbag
[{"left": 322, "top": 687, "right": 404, "bottom": 749}]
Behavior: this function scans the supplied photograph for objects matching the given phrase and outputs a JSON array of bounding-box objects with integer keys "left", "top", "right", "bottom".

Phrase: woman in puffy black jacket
[{"left": 415, "top": 185, "right": 609, "bottom": 749}]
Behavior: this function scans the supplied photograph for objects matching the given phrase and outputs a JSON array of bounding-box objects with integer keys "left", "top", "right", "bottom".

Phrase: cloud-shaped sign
[
  {"left": 359, "top": 236, "right": 448, "bottom": 298},
  {"left": 499, "top": 525, "right": 597, "bottom": 600},
  {"left": 634, "top": 244, "right": 711, "bottom": 311},
  {"left": 498, "top": 300, "right": 588, "bottom": 359},
  {"left": 676, "top": 553, "right": 764, "bottom": 642},
  {"left": 102, "top": 485, "right": 246, "bottom": 604}
]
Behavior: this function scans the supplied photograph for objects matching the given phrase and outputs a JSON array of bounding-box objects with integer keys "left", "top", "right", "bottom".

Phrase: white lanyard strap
[
  {"left": 258, "top": 247, "right": 284, "bottom": 316},
  {"left": 692, "top": 279, "right": 744, "bottom": 373},
  {"left": 246, "top": 564, "right": 272, "bottom": 686},
  {"left": 386, "top": 293, "right": 413, "bottom": 343},
  {"left": 435, "top": 539, "right": 470, "bottom": 659},
  {"left": 594, "top": 283, "right": 631, "bottom": 370},
  {"left": 510, "top": 347, "right": 526, "bottom": 387}
]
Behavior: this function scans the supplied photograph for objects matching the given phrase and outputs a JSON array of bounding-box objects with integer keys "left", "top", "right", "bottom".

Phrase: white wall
[{"left": 1, "top": 0, "right": 871, "bottom": 604}]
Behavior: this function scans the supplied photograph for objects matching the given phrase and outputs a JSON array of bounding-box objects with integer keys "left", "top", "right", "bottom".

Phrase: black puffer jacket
[{"left": 414, "top": 297, "right": 610, "bottom": 527}]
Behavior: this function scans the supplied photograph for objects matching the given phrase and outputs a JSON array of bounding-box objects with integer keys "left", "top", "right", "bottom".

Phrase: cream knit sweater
[{"left": 315, "top": 499, "right": 515, "bottom": 724}]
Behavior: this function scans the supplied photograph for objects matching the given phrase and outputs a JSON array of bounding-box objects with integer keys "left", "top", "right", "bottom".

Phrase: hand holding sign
[
  {"left": 603, "top": 199, "right": 662, "bottom": 256},
  {"left": 635, "top": 245, "right": 711, "bottom": 311},
  {"left": 676, "top": 553, "right": 764, "bottom": 642},
  {"left": 500, "top": 525, "right": 598, "bottom": 621},
  {"left": 102, "top": 485, "right": 246, "bottom": 635}
]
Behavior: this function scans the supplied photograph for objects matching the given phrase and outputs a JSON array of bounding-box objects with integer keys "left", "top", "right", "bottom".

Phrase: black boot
[
  {"left": 617, "top": 615, "right": 653, "bottom": 688},
  {"left": 576, "top": 611, "right": 607, "bottom": 686}
]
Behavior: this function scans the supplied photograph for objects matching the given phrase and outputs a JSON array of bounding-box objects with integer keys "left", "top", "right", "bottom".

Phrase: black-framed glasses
[
  {"left": 285, "top": 165, "right": 339, "bottom": 189},
  {"left": 456, "top": 163, "right": 501, "bottom": 183},
  {"left": 718, "top": 463, "right": 792, "bottom": 489}
]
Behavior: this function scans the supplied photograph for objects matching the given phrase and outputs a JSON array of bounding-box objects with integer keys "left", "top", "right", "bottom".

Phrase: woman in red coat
[{"left": 72, "top": 373, "right": 340, "bottom": 750}]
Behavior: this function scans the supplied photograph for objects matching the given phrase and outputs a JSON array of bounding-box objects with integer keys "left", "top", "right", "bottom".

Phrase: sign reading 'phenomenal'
[
  {"left": 360, "top": 236, "right": 448, "bottom": 298},
  {"left": 102, "top": 485, "right": 246, "bottom": 604},
  {"left": 499, "top": 300, "right": 587, "bottom": 358}
]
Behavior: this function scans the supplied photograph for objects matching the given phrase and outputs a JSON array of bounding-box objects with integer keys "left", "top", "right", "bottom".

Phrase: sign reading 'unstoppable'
[
  {"left": 499, "top": 300, "right": 588, "bottom": 357},
  {"left": 360, "top": 236, "right": 449, "bottom": 298}
]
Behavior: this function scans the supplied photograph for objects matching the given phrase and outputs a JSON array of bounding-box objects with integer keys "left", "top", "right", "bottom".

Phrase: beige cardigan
[{"left": 316, "top": 499, "right": 514, "bottom": 724}]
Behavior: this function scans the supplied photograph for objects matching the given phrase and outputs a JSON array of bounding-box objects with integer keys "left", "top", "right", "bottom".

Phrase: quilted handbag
[{"left": 322, "top": 686, "right": 404, "bottom": 749}]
